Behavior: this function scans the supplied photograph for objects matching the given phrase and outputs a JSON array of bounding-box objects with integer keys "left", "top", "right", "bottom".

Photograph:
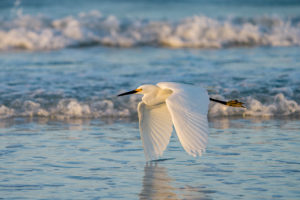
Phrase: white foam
[
  {"left": 0, "top": 12, "right": 300, "bottom": 50},
  {"left": 0, "top": 105, "right": 15, "bottom": 119},
  {"left": 209, "top": 93, "right": 300, "bottom": 118},
  {"left": 0, "top": 93, "right": 299, "bottom": 120},
  {"left": 21, "top": 100, "right": 49, "bottom": 117},
  {"left": 243, "top": 94, "right": 300, "bottom": 117}
]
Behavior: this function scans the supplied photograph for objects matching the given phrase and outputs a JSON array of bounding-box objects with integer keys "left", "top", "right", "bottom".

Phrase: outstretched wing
[
  {"left": 138, "top": 102, "right": 173, "bottom": 161},
  {"left": 157, "top": 82, "right": 209, "bottom": 157}
]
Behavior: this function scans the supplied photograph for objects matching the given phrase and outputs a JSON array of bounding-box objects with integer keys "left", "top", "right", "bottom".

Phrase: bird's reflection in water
[
  {"left": 139, "top": 162, "right": 212, "bottom": 200},
  {"left": 139, "top": 162, "right": 177, "bottom": 200}
]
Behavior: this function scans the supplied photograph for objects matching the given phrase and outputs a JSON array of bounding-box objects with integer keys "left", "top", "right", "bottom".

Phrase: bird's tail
[{"left": 209, "top": 98, "right": 246, "bottom": 108}]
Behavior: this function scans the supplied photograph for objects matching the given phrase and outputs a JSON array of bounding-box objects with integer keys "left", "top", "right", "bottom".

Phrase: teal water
[{"left": 1, "top": 118, "right": 300, "bottom": 199}]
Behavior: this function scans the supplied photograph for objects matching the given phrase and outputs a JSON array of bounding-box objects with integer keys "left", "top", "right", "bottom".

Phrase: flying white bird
[{"left": 118, "top": 82, "right": 245, "bottom": 161}]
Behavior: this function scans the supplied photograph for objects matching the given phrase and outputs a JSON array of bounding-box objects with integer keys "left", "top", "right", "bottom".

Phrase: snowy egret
[{"left": 118, "top": 82, "right": 245, "bottom": 161}]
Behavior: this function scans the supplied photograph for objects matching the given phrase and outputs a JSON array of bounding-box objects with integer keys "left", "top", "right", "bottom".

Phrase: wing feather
[
  {"left": 157, "top": 82, "right": 209, "bottom": 157},
  {"left": 138, "top": 102, "right": 173, "bottom": 161}
]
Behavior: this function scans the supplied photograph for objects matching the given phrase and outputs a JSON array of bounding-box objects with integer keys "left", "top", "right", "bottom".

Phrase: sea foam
[
  {"left": 0, "top": 11, "right": 300, "bottom": 50},
  {"left": 0, "top": 93, "right": 299, "bottom": 120},
  {"left": 209, "top": 93, "right": 300, "bottom": 118}
]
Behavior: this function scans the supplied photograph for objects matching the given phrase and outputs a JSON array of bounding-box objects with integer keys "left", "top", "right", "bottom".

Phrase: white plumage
[{"left": 119, "top": 82, "right": 209, "bottom": 161}]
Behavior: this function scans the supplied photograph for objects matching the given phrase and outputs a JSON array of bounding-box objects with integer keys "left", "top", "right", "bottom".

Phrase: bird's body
[{"left": 118, "top": 82, "right": 244, "bottom": 161}]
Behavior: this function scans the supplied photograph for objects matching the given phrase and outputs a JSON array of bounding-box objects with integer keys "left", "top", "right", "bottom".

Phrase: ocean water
[{"left": 1, "top": 0, "right": 300, "bottom": 199}]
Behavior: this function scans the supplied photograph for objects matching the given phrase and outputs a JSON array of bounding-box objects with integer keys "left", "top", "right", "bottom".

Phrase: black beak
[{"left": 118, "top": 89, "right": 139, "bottom": 96}]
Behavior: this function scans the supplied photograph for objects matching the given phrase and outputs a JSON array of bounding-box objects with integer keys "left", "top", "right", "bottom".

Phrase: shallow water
[
  {"left": 0, "top": 46, "right": 300, "bottom": 119},
  {"left": 1, "top": 118, "right": 300, "bottom": 199}
]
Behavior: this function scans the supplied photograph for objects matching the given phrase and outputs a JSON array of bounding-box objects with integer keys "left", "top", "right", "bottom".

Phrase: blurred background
[{"left": 0, "top": 0, "right": 300, "bottom": 120}]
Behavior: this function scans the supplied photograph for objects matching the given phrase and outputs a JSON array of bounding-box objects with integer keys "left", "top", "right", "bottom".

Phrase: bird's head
[{"left": 118, "top": 85, "right": 158, "bottom": 96}]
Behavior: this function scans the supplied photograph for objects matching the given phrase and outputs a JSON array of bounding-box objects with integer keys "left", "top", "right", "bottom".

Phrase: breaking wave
[
  {"left": 0, "top": 93, "right": 299, "bottom": 120},
  {"left": 1, "top": 11, "right": 300, "bottom": 50},
  {"left": 209, "top": 93, "right": 300, "bottom": 118}
]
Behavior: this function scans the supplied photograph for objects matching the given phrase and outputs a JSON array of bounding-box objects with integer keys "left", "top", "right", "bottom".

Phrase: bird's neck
[{"left": 142, "top": 88, "right": 172, "bottom": 106}]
